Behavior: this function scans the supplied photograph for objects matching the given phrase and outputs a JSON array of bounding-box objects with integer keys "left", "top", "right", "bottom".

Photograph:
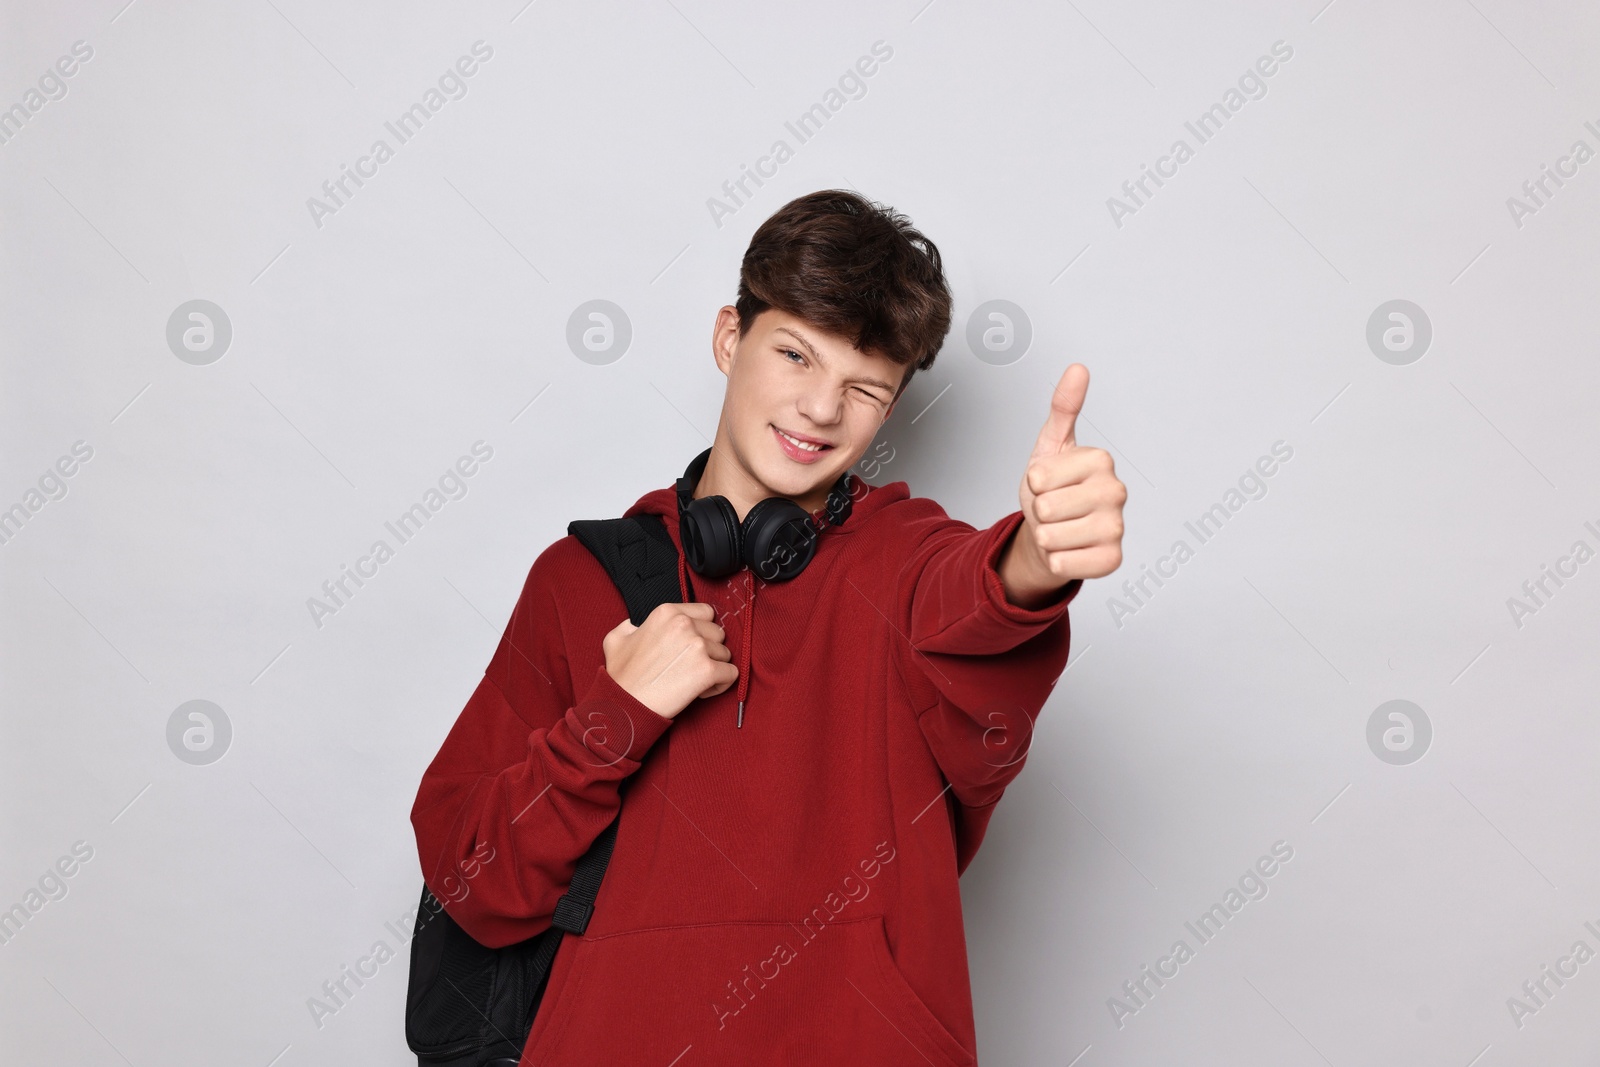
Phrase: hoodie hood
[{"left": 621, "top": 470, "right": 910, "bottom": 727}]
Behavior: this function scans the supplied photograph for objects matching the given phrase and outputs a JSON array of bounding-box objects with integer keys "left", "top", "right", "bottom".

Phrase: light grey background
[{"left": 3, "top": 1, "right": 1597, "bottom": 1064}]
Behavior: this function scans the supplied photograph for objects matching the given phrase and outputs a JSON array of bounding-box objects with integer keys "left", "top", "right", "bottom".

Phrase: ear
[
  {"left": 882, "top": 397, "right": 898, "bottom": 423},
  {"left": 711, "top": 305, "right": 740, "bottom": 376},
  {"left": 883, "top": 367, "right": 912, "bottom": 422}
]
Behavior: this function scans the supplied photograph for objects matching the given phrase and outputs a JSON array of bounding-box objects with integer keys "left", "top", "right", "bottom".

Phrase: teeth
[{"left": 779, "top": 429, "right": 824, "bottom": 452}]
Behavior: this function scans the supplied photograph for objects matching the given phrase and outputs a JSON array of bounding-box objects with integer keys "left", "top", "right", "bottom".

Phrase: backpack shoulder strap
[
  {"left": 567, "top": 513, "right": 683, "bottom": 626},
  {"left": 541, "top": 513, "right": 682, "bottom": 940},
  {"left": 406, "top": 514, "right": 686, "bottom": 1064}
]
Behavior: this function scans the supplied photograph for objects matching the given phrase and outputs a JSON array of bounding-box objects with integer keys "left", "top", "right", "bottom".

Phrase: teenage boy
[{"left": 411, "top": 189, "right": 1126, "bottom": 1066}]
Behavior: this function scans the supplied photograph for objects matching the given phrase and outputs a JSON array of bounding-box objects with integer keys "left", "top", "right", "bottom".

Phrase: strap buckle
[{"left": 551, "top": 893, "right": 594, "bottom": 934}]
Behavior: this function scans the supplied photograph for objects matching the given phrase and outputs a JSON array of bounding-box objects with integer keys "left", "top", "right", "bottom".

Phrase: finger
[
  {"left": 676, "top": 602, "right": 716, "bottom": 619},
  {"left": 1029, "top": 363, "right": 1089, "bottom": 461},
  {"left": 1026, "top": 448, "right": 1108, "bottom": 496},
  {"left": 700, "top": 637, "right": 732, "bottom": 661},
  {"left": 688, "top": 614, "right": 732, "bottom": 639},
  {"left": 700, "top": 663, "right": 740, "bottom": 698},
  {"left": 1029, "top": 512, "right": 1123, "bottom": 553},
  {"left": 1029, "top": 481, "right": 1105, "bottom": 524},
  {"left": 688, "top": 618, "right": 726, "bottom": 641},
  {"left": 1040, "top": 543, "right": 1122, "bottom": 580}
]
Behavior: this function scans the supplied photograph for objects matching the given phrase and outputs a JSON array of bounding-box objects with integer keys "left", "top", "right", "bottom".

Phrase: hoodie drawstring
[
  {"left": 736, "top": 571, "right": 754, "bottom": 728},
  {"left": 674, "top": 540, "right": 754, "bottom": 728}
]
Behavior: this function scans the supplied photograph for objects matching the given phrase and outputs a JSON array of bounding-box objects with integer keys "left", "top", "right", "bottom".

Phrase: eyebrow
[{"left": 774, "top": 327, "right": 897, "bottom": 394}]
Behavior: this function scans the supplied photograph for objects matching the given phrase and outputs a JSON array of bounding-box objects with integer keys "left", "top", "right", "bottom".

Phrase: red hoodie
[{"left": 410, "top": 471, "right": 1080, "bottom": 1066}]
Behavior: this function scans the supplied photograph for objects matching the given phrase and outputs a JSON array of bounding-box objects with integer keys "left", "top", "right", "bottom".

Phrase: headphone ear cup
[
  {"left": 681, "top": 495, "right": 743, "bottom": 578},
  {"left": 741, "top": 498, "right": 820, "bottom": 582}
]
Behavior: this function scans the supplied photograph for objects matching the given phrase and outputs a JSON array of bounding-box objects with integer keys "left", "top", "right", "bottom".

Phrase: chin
[
  {"left": 753, "top": 431, "right": 845, "bottom": 497},
  {"left": 760, "top": 461, "right": 831, "bottom": 499}
]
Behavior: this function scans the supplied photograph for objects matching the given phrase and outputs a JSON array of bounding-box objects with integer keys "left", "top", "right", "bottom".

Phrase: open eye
[{"left": 782, "top": 348, "right": 805, "bottom": 364}]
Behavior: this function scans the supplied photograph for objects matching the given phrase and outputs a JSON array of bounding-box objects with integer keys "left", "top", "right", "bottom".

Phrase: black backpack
[{"left": 404, "top": 513, "right": 683, "bottom": 1067}]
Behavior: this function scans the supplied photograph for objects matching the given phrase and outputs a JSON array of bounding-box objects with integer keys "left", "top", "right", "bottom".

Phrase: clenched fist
[
  {"left": 603, "top": 602, "right": 739, "bottom": 720},
  {"left": 1003, "top": 363, "right": 1127, "bottom": 603}
]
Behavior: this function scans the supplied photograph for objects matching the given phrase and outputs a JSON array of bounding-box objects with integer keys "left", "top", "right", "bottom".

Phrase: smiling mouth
[{"left": 775, "top": 427, "right": 833, "bottom": 453}]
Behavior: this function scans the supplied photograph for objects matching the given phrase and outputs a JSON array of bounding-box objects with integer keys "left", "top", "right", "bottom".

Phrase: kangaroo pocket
[{"left": 524, "top": 915, "right": 976, "bottom": 1067}]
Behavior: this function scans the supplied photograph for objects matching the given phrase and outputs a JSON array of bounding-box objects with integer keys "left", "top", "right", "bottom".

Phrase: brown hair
[{"left": 735, "top": 190, "right": 952, "bottom": 401}]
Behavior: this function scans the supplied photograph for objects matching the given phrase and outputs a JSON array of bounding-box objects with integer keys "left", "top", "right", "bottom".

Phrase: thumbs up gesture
[{"left": 1001, "top": 364, "right": 1126, "bottom": 604}]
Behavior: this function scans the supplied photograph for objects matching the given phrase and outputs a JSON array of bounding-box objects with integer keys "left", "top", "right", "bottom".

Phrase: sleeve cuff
[
  {"left": 566, "top": 664, "right": 675, "bottom": 766},
  {"left": 981, "top": 511, "right": 1082, "bottom": 625}
]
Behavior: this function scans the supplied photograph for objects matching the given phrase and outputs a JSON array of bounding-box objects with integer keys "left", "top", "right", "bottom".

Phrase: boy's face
[{"left": 710, "top": 305, "right": 905, "bottom": 517}]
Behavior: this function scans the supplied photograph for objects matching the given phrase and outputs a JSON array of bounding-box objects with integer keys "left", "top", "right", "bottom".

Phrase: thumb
[{"left": 1030, "top": 363, "right": 1089, "bottom": 461}]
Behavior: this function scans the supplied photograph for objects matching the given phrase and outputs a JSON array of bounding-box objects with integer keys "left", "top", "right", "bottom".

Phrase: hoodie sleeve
[
  {"left": 409, "top": 539, "right": 675, "bottom": 948},
  {"left": 894, "top": 507, "right": 1081, "bottom": 874}
]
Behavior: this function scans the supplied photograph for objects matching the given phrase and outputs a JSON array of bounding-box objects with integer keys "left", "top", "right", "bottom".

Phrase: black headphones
[{"left": 676, "top": 447, "right": 856, "bottom": 581}]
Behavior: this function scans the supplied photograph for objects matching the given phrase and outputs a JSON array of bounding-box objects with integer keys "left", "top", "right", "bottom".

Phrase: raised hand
[{"left": 1015, "top": 363, "right": 1126, "bottom": 585}]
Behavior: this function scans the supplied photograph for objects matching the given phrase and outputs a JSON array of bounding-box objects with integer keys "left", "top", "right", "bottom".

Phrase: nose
[{"left": 796, "top": 382, "right": 843, "bottom": 427}]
